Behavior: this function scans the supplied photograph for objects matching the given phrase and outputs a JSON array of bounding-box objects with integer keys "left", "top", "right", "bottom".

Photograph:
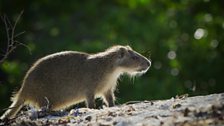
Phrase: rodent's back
[
  {"left": 34, "top": 51, "right": 87, "bottom": 70},
  {"left": 20, "top": 51, "right": 90, "bottom": 106},
  {"left": 25, "top": 51, "right": 88, "bottom": 84}
]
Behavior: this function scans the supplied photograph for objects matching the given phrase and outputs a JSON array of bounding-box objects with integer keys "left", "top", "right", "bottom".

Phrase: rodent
[{"left": 1, "top": 45, "right": 151, "bottom": 119}]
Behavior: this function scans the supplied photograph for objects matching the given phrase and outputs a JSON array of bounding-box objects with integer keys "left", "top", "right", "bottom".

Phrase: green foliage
[{"left": 0, "top": 0, "right": 223, "bottom": 110}]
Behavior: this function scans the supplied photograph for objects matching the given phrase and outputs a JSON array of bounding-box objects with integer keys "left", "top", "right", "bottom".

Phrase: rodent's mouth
[
  {"left": 137, "top": 66, "right": 149, "bottom": 72},
  {"left": 137, "top": 68, "right": 146, "bottom": 72}
]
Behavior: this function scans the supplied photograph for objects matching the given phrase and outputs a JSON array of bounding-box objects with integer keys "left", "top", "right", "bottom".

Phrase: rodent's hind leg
[
  {"left": 85, "top": 94, "right": 95, "bottom": 109},
  {"left": 104, "top": 90, "right": 115, "bottom": 107}
]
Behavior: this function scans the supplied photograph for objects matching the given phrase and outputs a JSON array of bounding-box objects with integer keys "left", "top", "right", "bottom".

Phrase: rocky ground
[{"left": 1, "top": 93, "right": 224, "bottom": 126}]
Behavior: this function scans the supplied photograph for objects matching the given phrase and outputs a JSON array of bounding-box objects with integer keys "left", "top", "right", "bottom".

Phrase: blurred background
[{"left": 0, "top": 0, "right": 224, "bottom": 111}]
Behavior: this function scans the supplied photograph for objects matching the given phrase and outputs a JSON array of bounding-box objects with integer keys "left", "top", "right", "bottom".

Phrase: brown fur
[{"left": 1, "top": 45, "right": 151, "bottom": 119}]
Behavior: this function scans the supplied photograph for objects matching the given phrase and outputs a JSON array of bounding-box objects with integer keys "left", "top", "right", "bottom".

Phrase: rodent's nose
[{"left": 146, "top": 60, "right": 151, "bottom": 67}]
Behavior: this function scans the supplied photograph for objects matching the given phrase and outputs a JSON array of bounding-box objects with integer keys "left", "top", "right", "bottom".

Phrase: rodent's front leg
[
  {"left": 85, "top": 94, "right": 95, "bottom": 109},
  {"left": 104, "top": 90, "right": 115, "bottom": 107}
]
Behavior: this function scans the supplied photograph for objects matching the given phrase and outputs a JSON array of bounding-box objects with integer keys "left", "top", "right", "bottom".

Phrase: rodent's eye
[
  {"left": 131, "top": 56, "right": 138, "bottom": 60},
  {"left": 129, "top": 51, "right": 139, "bottom": 60}
]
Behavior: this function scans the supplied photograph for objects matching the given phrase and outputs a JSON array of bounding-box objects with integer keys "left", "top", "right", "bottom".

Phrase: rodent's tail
[{"left": 0, "top": 97, "right": 24, "bottom": 120}]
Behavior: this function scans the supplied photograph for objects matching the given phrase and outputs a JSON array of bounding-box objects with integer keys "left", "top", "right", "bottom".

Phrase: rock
[{"left": 3, "top": 93, "right": 224, "bottom": 126}]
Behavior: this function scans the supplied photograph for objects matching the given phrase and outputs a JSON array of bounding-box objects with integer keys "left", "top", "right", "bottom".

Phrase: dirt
[{"left": 1, "top": 93, "right": 224, "bottom": 126}]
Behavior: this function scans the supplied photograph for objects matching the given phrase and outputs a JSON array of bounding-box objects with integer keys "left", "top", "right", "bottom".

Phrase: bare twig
[
  {"left": 44, "top": 97, "right": 50, "bottom": 110},
  {"left": 0, "top": 11, "right": 28, "bottom": 64}
]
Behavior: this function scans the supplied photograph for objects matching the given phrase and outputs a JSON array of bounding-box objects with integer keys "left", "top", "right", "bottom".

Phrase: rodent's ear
[{"left": 118, "top": 48, "right": 126, "bottom": 58}]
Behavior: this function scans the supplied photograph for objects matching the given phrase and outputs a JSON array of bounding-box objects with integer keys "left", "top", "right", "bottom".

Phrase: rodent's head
[{"left": 111, "top": 45, "right": 151, "bottom": 75}]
